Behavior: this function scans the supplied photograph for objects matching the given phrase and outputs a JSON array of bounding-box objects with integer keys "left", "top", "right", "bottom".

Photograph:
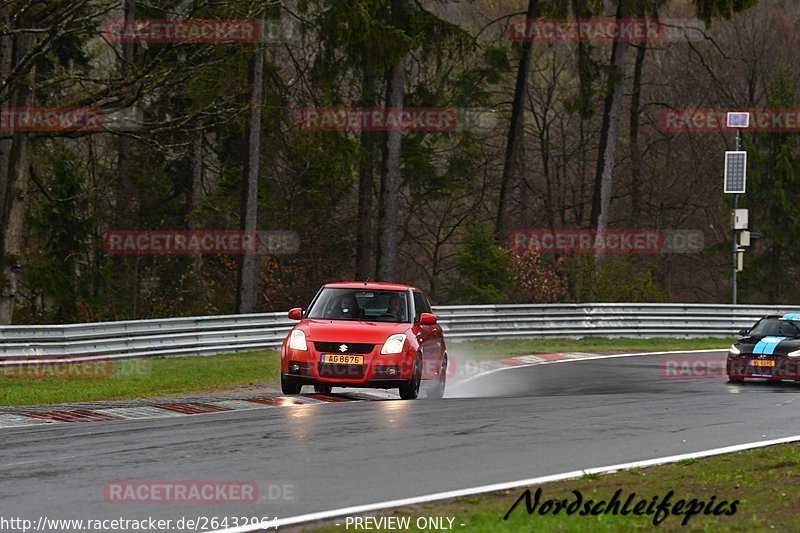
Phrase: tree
[
  {"left": 590, "top": 0, "right": 761, "bottom": 236},
  {"left": 740, "top": 69, "right": 800, "bottom": 302},
  {"left": 376, "top": 0, "right": 409, "bottom": 281},
  {"left": 25, "top": 146, "right": 94, "bottom": 322},
  {"left": 0, "top": 11, "right": 35, "bottom": 323},
  {"left": 443, "top": 222, "right": 511, "bottom": 304},
  {"left": 495, "top": 0, "right": 539, "bottom": 244},
  {"left": 589, "top": 0, "right": 630, "bottom": 236},
  {"left": 235, "top": 44, "right": 264, "bottom": 313}
]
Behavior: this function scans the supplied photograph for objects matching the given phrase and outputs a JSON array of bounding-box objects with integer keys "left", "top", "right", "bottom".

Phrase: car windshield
[
  {"left": 748, "top": 318, "right": 800, "bottom": 338},
  {"left": 306, "top": 288, "right": 410, "bottom": 323}
]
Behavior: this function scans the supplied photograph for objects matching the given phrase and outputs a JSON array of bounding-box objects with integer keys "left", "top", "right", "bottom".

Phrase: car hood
[
  {"left": 298, "top": 319, "right": 411, "bottom": 344},
  {"left": 735, "top": 336, "right": 800, "bottom": 356}
]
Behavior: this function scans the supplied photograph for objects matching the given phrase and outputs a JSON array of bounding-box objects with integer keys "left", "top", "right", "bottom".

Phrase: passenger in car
[{"left": 332, "top": 294, "right": 360, "bottom": 319}]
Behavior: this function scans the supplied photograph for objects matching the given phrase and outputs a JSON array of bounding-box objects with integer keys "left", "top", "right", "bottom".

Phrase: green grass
[
  {"left": 299, "top": 443, "right": 800, "bottom": 532},
  {"left": 0, "top": 350, "right": 280, "bottom": 407},
  {"left": 450, "top": 337, "right": 729, "bottom": 359}
]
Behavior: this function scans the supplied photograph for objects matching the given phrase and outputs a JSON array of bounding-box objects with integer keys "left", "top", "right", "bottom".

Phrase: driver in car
[{"left": 384, "top": 294, "right": 405, "bottom": 321}]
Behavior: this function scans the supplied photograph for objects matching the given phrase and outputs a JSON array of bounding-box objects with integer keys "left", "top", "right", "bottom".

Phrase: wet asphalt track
[{"left": 3, "top": 350, "right": 800, "bottom": 528}]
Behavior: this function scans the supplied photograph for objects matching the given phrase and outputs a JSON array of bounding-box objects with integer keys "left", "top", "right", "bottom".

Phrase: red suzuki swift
[{"left": 280, "top": 282, "right": 448, "bottom": 399}]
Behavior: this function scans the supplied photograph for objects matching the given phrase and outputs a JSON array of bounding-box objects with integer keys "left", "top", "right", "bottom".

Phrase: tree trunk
[
  {"left": 571, "top": 0, "right": 595, "bottom": 120},
  {"left": 117, "top": 0, "right": 135, "bottom": 220},
  {"left": 376, "top": 56, "right": 405, "bottom": 281},
  {"left": 0, "top": 16, "right": 12, "bottom": 322},
  {"left": 0, "top": 28, "right": 33, "bottom": 324},
  {"left": 590, "top": 0, "right": 630, "bottom": 237},
  {"left": 495, "top": 0, "right": 539, "bottom": 244},
  {"left": 628, "top": 42, "right": 647, "bottom": 229},
  {"left": 376, "top": 0, "right": 407, "bottom": 281},
  {"left": 189, "top": 131, "right": 205, "bottom": 274},
  {"left": 355, "top": 62, "right": 378, "bottom": 280},
  {"left": 0, "top": 13, "right": 12, "bottom": 214},
  {"left": 235, "top": 47, "right": 264, "bottom": 313}
]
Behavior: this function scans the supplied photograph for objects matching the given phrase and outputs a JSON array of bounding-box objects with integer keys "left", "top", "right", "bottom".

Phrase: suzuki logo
[{"left": 339, "top": 344, "right": 348, "bottom": 352}]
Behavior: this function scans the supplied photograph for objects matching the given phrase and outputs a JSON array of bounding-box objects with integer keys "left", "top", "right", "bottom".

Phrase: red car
[{"left": 280, "top": 282, "right": 448, "bottom": 399}]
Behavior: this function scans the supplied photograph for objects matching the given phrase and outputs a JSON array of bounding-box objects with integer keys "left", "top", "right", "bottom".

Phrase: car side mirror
[
  {"left": 288, "top": 308, "right": 303, "bottom": 320},
  {"left": 419, "top": 312, "right": 437, "bottom": 326},
  {"left": 738, "top": 328, "right": 749, "bottom": 337}
]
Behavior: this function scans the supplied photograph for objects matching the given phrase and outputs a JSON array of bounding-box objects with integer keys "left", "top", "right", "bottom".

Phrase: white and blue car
[{"left": 727, "top": 313, "right": 800, "bottom": 382}]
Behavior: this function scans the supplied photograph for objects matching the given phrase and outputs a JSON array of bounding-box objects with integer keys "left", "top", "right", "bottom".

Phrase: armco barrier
[{"left": 0, "top": 303, "right": 795, "bottom": 365}]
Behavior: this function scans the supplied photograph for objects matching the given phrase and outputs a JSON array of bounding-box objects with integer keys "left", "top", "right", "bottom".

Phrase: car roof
[{"left": 324, "top": 281, "right": 420, "bottom": 292}]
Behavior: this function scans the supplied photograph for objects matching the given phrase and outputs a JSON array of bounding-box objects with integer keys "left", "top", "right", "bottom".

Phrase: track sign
[
  {"left": 726, "top": 112, "right": 750, "bottom": 129},
  {"left": 724, "top": 151, "right": 747, "bottom": 193}
]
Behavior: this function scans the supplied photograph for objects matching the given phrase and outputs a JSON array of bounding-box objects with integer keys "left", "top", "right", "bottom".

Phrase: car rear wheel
[
  {"left": 427, "top": 356, "right": 447, "bottom": 400},
  {"left": 727, "top": 375, "right": 744, "bottom": 383},
  {"left": 399, "top": 355, "right": 422, "bottom": 400},
  {"left": 281, "top": 374, "right": 302, "bottom": 395},
  {"left": 314, "top": 384, "right": 333, "bottom": 394}
]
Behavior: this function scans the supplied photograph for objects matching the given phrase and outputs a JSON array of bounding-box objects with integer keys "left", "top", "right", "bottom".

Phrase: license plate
[
  {"left": 751, "top": 359, "right": 775, "bottom": 367},
  {"left": 321, "top": 354, "right": 364, "bottom": 365}
]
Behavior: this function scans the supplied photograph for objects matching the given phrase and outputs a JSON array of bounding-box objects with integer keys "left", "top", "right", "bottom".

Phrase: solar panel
[
  {"left": 724, "top": 151, "right": 747, "bottom": 193},
  {"left": 726, "top": 112, "right": 750, "bottom": 129}
]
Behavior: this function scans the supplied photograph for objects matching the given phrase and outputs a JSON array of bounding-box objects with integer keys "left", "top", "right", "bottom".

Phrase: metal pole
[
  {"left": 732, "top": 129, "right": 742, "bottom": 305},
  {"left": 732, "top": 193, "right": 738, "bottom": 305}
]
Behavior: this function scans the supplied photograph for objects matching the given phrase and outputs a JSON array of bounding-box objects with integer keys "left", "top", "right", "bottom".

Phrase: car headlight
[
  {"left": 381, "top": 334, "right": 407, "bottom": 355},
  {"left": 289, "top": 330, "right": 307, "bottom": 351},
  {"left": 729, "top": 344, "right": 740, "bottom": 356},
  {"left": 788, "top": 349, "right": 800, "bottom": 358}
]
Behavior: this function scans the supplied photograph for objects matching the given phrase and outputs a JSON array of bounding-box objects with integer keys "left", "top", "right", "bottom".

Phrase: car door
[{"left": 413, "top": 290, "right": 443, "bottom": 379}]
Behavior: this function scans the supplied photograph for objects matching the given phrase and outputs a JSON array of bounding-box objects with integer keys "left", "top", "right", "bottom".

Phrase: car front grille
[
  {"left": 318, "top": 363, "right": 366, "bottom": 379},
  {"left": 314, "top": 342, "right": 375, "bottom": 354}
]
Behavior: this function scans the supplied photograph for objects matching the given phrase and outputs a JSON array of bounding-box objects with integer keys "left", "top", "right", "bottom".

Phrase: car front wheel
[
  {"left": 399, "top": 354, "right": 422, "bottom": 400},
  {"left": 281, "top": 374, "right": 302, "bottom": 395},
  {"left": 427, "top": 356, "right": 447, "bottom": 400}
]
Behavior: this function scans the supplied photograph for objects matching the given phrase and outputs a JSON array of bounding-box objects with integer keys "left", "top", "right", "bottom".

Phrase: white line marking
[
  {"left": 211, "top": 432, "right": 800, "bottom": 532},
  {"left": 455, "top": 348, "right": 726, "bottom": 385}
]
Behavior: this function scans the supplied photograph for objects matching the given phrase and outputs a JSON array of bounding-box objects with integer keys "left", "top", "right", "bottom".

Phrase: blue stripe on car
[
  {"left": 782, "top": 313, "right": 800, "bottom": 320},
  {"left": 753, "top": 336, "right": 786, "bottom": 355}
]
